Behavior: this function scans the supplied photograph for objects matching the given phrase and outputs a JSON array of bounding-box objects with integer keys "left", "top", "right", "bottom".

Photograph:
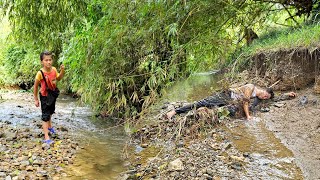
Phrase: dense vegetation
[{"left": 0, "top": 0, "right": 319, "bottom": 118}]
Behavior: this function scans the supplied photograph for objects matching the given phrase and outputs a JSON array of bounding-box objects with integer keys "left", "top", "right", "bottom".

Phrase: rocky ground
[
  {"left": 1, "top": 87, "right": 319, "bottom": 180},
  {"left": 0, "top": 91, "right": 81, "bottom": 180},
  {"left": 0, "top": 121, "right": 79, "bottom": 180},
  {"left": 120, "top": 88, "right": 319, "bottom": 180}
]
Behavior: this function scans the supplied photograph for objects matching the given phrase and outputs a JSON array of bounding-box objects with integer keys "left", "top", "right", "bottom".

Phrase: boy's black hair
[
  {"left": 40, "top": 51, "right": 52, "bottom": 61},
  {"left": 266, "top": 87, "right": 274, "bottom": 99}
]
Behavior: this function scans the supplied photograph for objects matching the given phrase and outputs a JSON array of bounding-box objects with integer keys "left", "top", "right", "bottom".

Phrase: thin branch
[
  {"left": 253, "top": 0, "right": 283, "bottom": 3},
  {"left": 281, "top": 3, "right": 301, "bottom": 27},
  {"left": 178, "top": 6, "right": 198, "bottom": 34},
  {"left": 274, "top": 21, "right": 295, "bottom": 27}
]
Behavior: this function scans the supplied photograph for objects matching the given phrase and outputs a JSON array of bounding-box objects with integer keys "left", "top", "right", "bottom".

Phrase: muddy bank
[
  {"left": 261, "top": 88, "right": 320, "bottom": 179},
  {"left": 121, "top": 100, "right": 306, "bottom": 179},
  {"left": 119, "top": 48, "right": 320, "bottom": 179},
  {"left": 244, "top": 47, "right": 320, "bottom": 179},
  {"left": 121, "top": 80, "right": 320, "bottom": 180},
  {"left": 246, "top": 48, "right": 320, "bottom": 91}
]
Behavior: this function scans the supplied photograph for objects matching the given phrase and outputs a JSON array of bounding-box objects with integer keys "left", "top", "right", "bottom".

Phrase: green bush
[{"left": 2, "top": 44, "right": 40, "bottom": 87}]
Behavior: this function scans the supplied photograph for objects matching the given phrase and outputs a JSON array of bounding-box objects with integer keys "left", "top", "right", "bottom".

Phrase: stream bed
[
  {"left": 0, "top": 72, "right": 307, "bottom": 179},
  {"left": 0, "top": 91, "right": 126, "bottom": 179}
]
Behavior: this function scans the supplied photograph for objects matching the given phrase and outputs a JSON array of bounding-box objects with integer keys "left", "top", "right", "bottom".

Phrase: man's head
[
  {"left": 40, "top": 51, "right": 53, "bottom": 68},
  {"left": 257, "top": 87, "right": 274, "bottom": 100}
]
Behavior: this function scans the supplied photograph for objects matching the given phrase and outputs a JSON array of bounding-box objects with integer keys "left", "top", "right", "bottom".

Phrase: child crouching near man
[{"left": 33, "top": 51, "right": 65, "bottom": 144}]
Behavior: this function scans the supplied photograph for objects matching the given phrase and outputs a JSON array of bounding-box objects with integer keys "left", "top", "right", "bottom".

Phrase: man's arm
[
  {"left": 243, "top": 101, "right": 252, "bottom": 120},
  {"left": 166, "top": 110, "right": 176, "bottom": 119},
  {"left": 34, "top": 79, "right": 40, "bottom": 107},
  {"left": 242, "top": 86, "right": 254, "bottom": 120},
  {"left": 273, "top": 92, "right": 297, "bottom": 102}
]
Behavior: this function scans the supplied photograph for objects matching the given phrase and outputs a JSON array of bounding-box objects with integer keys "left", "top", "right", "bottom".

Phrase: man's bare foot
[{"left": 166, "top": 110, "right": 176, "bottom": 119}]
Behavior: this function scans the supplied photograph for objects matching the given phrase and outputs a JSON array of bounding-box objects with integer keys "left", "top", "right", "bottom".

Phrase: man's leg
[{"left": 175, "top": 92, "right": 228, "bottom": 114}]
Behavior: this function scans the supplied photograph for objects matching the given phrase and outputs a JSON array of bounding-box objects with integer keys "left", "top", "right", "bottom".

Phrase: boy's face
[{"left": 41, "top": 55, "right": 53, "bottom": 69}]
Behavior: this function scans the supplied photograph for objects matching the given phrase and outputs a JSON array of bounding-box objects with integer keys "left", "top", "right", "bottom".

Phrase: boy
[{"left": 33, "top": 51, "right": 65, "bottom": 144}]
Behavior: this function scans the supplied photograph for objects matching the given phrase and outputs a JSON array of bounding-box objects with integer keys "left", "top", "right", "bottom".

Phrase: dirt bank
[
  {"left": 247, "top": 48, "right": 320, "bottom": 91},
  {"left": 261, "top": 87, "right": 320, "bottom": 179},
  {"left": 247, "top": 48, "right": 320, "bottom": 179}
]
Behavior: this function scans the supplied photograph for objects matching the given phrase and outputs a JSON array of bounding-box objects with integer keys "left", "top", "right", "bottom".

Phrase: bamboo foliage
[{"left": 0, "top": 0, "right": 318, "bottom": 117}]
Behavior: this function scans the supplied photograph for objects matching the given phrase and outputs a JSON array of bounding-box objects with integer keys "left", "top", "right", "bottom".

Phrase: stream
[
  {"left": 0, "top": 71, "right": 304, "bottom": 179},
  {"left": 0, "top": 91, "right": 126, "bottom": 179}
]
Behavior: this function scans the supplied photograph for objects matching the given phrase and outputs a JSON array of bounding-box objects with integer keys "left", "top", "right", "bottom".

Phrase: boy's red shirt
[{"left": 35, "top": 67, "right": 59, "bottom": 96}]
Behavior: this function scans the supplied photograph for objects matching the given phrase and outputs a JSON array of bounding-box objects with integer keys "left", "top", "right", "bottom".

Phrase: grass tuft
[{"left": 243, "top": 24, "right": 320, "bottom": 55}]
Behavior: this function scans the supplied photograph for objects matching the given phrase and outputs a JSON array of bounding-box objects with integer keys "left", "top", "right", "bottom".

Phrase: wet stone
[
  {"left": 202, "top": 174, "right": 213, "bottom": 180},
  {"left": 230, "top": 162, "right": 242, "bottom": 171},
  {"left": 141, "top": 143, "right": 148, "bottom": 148},
  {"left": 243, "top": 152, "right": 250, "bottom": 158},
  {"left": 0, "top": 172, "right": 6, "bottom": 177}
]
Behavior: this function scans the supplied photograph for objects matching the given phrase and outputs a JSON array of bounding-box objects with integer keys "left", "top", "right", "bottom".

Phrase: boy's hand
[
  {"left": 35, "top": 99, "right": 40, "bottom": 107},
  {"left": 60, "top": 64, "right": 65, "bottom": 71}
]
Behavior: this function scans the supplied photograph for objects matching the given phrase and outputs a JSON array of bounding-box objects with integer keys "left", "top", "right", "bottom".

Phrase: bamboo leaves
[{"left": 1, "top": 0, "right": 318, "bottom": 118}]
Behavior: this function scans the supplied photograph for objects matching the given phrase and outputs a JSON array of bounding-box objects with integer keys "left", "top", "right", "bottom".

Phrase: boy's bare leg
[
  {"left": 42, "top": 121, "right": 50, "bottom": 140},
  {"left": 48, "top": 116, "right": 52, "bottom": 129}
]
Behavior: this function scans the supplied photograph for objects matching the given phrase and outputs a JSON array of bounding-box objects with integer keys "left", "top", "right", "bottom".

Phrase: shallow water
[
  {"left": 162, "top": 71, "right": 222, "bottom": 103},
  {"left": 223, "top": 119, "right": 303, "bottom": 179},
  {"left": 160, "top": 72, "right": 303, "bottom": 179},
  {"left": 0, "top": 91, "right": 126, "bottom": 179},
  {"left": 0, "top": 72, "right": 304, "bottom": 179}
]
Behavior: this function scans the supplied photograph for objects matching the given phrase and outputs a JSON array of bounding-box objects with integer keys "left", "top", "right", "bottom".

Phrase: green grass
[{"left": 243, "top": 24, "right": 320, "bottom": 56}]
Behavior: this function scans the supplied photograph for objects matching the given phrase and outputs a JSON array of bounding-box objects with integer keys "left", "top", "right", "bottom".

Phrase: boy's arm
[
  {"left": 57, "top": 64, "right": 65, "bottom": 81},
  {"left": 34, "top": 79, "right": 40, "bottom": 107}
]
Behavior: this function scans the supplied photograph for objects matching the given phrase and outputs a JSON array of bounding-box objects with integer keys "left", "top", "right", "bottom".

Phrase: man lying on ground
[{"left": 166, "top": 84, "right": 297, "bottom": 120}]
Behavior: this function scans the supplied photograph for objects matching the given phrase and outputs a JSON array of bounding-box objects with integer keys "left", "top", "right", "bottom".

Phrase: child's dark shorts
[{"left": 40, "top": 94, "right": 56, "bottom": 121}]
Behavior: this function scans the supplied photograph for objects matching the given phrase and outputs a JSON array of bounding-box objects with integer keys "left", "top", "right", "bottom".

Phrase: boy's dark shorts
[{"left": 40, "top": 94, "right": 56, "bottom": 121}]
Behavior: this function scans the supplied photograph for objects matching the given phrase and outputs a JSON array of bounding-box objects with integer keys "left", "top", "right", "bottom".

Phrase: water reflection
[{"left": 162, "top": 71, "right": 222, "bottom": 102}]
